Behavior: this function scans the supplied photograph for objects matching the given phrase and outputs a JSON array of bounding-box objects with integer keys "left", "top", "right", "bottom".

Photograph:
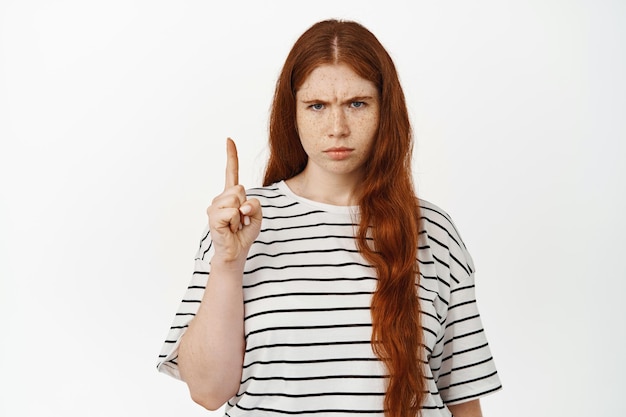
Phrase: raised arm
[{"left": 178, "top": 138, "right": 262, "bottom": 410}]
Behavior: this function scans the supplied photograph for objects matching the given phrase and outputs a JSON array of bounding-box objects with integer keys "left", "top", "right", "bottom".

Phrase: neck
[{"left": 286, "top": 167, "right": 361, "bottom": 206}]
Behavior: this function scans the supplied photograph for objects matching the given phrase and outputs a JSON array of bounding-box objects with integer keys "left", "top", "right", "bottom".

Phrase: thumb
[{"left": 239, "top": 198, "right": 262, "bottom": 225}]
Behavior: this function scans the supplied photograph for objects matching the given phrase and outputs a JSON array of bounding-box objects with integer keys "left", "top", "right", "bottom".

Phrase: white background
[{"left": 1, "top": 1, "right": 625, "bottom": 416}]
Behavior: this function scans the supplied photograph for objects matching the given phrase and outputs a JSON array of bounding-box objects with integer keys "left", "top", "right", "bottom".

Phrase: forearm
[
  {"left": 178, "top": 259, "right": 246, "bottom": 410},
  {"left": 447, "top": 399, "right": 482, "bottom": 417}
]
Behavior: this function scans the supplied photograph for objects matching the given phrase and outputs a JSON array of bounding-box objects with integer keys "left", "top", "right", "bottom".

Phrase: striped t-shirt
[{"left": 157, "top": 181, "right": 502, "bottom": 416}]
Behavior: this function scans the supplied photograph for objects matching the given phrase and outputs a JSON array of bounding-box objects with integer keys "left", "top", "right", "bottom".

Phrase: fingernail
[
  {"left": 244, "top": 216, "right": 250, "bottom": 226},
  {"left": 240, "top": 205, "right": 251, "bottom": 215}
]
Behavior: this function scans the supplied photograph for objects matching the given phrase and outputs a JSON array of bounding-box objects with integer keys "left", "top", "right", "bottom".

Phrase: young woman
[{"left": 158, "top": 20, "right": 501, "bottom": 417}]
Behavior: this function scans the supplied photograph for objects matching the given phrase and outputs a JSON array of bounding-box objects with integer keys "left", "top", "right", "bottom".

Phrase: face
[{"left": 295, "top": 63, "right": 380, "bottom": 183}]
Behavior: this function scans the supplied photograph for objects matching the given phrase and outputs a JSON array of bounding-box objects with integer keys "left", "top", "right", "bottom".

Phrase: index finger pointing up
[{"left": 225, "top": 137, "right": 239, "bottom": 189}]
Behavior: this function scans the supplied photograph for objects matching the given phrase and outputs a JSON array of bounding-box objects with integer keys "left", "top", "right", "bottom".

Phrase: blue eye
[
  {"left": 351, "top": 101, "right": 365, "bottom": 108},
  {"left": 310, "top": 103, "right": 324, "bottom": 111}
]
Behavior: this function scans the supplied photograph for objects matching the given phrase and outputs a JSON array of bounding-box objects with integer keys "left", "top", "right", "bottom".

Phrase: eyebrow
[{"left": 299, "top": 95, "right": 376, "bottom": 104}]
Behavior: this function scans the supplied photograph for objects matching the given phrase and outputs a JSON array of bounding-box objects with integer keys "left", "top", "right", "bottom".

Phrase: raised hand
[{"left": 207, "top": 138, "right": 262, "bottom": 265}]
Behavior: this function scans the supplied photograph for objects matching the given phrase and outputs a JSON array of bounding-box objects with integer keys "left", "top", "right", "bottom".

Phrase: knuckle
[
  {"left": 211, "top": 193, "right": 223, "bottom": 205},
  {"left": 211, "top": 193, "right": 237, "bottom": 208},
  {"left": 233, "top": 184, "right": 245, "bottom": 195}
]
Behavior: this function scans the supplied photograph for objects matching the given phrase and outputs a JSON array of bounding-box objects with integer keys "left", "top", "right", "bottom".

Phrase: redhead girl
[{"left": 158, "top": 19, "right": 501, "bottom": 417}]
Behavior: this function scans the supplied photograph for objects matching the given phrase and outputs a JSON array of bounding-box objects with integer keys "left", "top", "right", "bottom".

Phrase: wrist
[{"left": 210, "top": 255, "right": 247, "bottom": 276}]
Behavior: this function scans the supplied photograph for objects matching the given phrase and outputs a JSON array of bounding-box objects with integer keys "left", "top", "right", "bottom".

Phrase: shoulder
[
  {"left": 245, "top": 183, "right": 297, "bottom": 208},
  {"left": 418, "top": 199, "right": 467, "bottom": 252},
  {"left": 246, "top": 183, "right": 284, "bottom": 201},
  {"left": 417, "top": 198, "right": 475, "bottom": 281}
]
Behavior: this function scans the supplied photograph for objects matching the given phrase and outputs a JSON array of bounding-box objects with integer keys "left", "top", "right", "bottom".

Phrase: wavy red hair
[{"left": 263, "top": 20, "right": 424, "bottom": 417}]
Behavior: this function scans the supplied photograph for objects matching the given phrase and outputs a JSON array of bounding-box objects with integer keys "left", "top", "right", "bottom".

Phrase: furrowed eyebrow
[
  {"left": 300, "top": 99, "right": 328, "bottom": 104},
  {"left": 347, "top": 96, "right": 375, "bottom": 102},
  {"left": 300, "top": 96, "right": 375, "bottom": 104}
]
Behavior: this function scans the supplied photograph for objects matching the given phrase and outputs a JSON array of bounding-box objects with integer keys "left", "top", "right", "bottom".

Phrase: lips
[{"left": 324, "top": 147, "right": 354, "bottom": 160}]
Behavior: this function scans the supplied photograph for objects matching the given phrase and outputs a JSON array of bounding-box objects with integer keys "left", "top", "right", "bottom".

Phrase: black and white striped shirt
[{"left": 158, "top": 181, "right": 502, "bottom": 416}]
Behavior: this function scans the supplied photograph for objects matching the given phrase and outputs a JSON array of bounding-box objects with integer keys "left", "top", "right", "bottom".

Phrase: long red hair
[{"left": 263, "top": 20, "right": 424, "bottom": 417}]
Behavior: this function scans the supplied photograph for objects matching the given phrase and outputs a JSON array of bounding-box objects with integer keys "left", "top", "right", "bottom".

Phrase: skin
[
  {"left": 286, "top": 63, "right": 380, "bottom": 206},
  {"left": 176, "top": 66, "right": 484, "bottom": 416},
  {"left": 448, "top": 400, "right": 483, "bottom": 417},
  {"left": 178, "top": 138, "right": 262, "bottom": 410}
]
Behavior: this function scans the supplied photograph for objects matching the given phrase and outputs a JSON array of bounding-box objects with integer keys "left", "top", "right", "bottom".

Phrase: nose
[{"left": 329, "top": 108, "right": 349, "bottom": 138}]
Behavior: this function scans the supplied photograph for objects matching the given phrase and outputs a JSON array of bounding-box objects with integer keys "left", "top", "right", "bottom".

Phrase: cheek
[
  {"left": 356, "top": 118, "right": 377, "bottom": 132},
  {"left": 356, "top": 116, "right": 379, "bottom": 139},
  {"left": 295, "top": 118, "right": 318, "bottom": 151},
  {"left": 296, "top": 115, "right": 323, "bottom": 140}
]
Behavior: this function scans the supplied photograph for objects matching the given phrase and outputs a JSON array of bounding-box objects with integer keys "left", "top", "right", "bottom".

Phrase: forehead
[{"left": 297, "top": 64, "right": 378, "bottom": 99}]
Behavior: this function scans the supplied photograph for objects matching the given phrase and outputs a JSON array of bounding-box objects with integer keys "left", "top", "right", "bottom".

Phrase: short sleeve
[
  {"left": 435, "top": 272, "right": 502, "bottom": 404},
  {"left": 157, "top": 227, "right": 213, "bottom": 380},
  {"left": 418, "top": 199, "right": 502, "bottom": 406}
]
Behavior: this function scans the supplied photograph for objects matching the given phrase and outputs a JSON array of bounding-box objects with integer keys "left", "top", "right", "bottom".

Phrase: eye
[
  {"left": 310, "top": 103, "right": 324, "bottom": 111},
  {"left": 351, "top": 101, "right": 365, "bottom": 108}
]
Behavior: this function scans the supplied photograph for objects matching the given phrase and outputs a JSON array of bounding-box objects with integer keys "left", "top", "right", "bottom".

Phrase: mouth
[{"left": 324, "top": 147, "right": 354, "bottom": 160}]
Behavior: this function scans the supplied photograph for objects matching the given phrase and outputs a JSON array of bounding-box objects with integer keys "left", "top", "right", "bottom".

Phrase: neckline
[{"left": 276, "top": 180, "right": 360, "bottom": 215}]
